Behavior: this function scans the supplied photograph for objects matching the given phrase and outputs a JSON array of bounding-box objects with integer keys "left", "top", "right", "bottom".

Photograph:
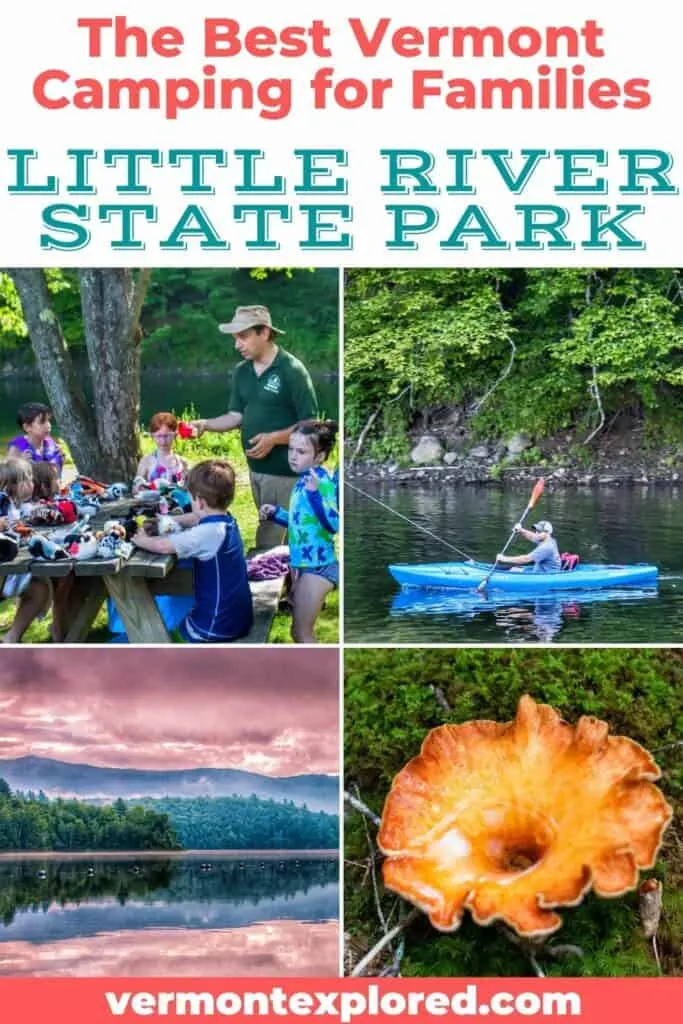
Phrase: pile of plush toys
[{"left": 0, "top": 474, "right": 193, "bottom": 565}]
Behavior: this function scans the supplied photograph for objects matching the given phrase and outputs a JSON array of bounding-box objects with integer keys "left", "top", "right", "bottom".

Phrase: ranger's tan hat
[{"left": 218, "top": 305, "right": 285, "bottom": 335}]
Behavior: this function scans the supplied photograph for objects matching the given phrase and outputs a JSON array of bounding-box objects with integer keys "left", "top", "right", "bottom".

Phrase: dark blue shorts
[{"left": 299, "top": 563, "right": 339, "bottom": 588}]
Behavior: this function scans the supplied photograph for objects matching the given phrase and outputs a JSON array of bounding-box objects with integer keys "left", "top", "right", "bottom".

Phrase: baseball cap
[{"left": 533, "top": 520, "right": 553, "bottom": 534}]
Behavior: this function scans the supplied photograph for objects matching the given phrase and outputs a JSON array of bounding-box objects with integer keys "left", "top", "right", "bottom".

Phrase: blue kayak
[{"left": 388, "top": 560, "right": 658, "bottom": 593}]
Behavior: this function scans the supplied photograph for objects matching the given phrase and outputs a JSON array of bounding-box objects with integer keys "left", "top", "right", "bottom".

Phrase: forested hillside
[
  {"left": 138, "top": 795, "right": 339, "bottom": 850},
  {"left": 0, "top": 781, "right": 178, "bottom": 851},
  {"left": 0, "top": 780, "right": 339, "bottom": 852},
  {"left": 345, "top": 269, "right": 683, "bottom": 466}
]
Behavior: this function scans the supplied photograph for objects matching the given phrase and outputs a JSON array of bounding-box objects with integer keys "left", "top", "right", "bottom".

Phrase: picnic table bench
[{"left": 0, "top": 499, "right": 286, "bottom": 644}]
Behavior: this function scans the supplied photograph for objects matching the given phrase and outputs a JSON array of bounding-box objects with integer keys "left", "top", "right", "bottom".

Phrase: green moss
[{"left": 344, "top": 648, "right": 683, "bottom": 976}]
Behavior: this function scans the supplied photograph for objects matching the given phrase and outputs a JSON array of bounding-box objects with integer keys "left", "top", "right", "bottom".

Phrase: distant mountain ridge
[{"left": 0, "top": 756, "right": 339, "bottom": 814}]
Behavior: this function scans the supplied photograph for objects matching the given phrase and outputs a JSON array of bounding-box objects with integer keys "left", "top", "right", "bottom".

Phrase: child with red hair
[{"left": 134, "top": 412, "right": 188, "bottom": 492}]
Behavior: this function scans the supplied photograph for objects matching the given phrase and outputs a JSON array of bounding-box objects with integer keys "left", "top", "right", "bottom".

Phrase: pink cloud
[{"left": 0, "top": 649, "right": 339, "bottom": 775}]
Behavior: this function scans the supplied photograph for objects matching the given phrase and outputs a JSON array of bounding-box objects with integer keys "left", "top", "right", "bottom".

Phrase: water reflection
[
  {"left": 0, "top": 857, "right": 339, "bottom": 976},
  {"left": 0, "top": 921, "right": 339, "bottom": 976},
  {"left": 391, "top": 587, "right": 659, "bottom": 642}
]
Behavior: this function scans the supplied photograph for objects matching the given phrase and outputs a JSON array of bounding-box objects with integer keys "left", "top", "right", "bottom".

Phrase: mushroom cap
[{"left": 379, "top": 695, "right": 672, "bottom": 937}]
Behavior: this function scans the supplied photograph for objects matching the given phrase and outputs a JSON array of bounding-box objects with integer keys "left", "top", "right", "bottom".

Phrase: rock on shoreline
[{"left": 347, "top": 425, "right": 682, "bottom": 487}]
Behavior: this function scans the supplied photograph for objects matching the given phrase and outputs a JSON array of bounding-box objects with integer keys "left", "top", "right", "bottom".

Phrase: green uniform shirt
[{"left": 229, "top": 347, "right": 318, "bottom": 476}]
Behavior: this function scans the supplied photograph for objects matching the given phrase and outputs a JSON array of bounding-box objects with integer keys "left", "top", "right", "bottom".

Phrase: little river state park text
[{"left": 5, "top": 147, "right": 677, "bottom": 252}]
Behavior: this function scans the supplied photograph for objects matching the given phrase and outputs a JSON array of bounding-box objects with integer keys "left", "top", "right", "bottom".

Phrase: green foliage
[
  {"left": 345, "top": 270, "right": 512, "bottom": 439},
  {"left": 137, "top": 795, "right": 339, "bottom": 850},
  {"left": 0, "top": 268, "right": 338, "bottom": 371},
  {"left": 345, "top": 649, "right": 683, "bottom": 976},
  {"left": 0, "top": 783, "right": 179, "bottom": 852},
  {"left": 345, "top": 269, "right": 683, "bottom": 454},
  {"left": 142, "top": 268, "right": 338, "bottom": 370},
  {"left": 0, "top": 270, "right": 82, "bottom": 351}
]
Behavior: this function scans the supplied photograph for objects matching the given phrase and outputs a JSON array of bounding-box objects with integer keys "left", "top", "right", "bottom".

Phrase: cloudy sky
[{"left": 0, "top": 649, "right": 338, "bottom": 776}]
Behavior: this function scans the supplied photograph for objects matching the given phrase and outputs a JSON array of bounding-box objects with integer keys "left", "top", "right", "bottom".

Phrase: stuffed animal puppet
[
  {"left": 102, "top": 482, "right": 129, "bottom": 501},
  {"left": 28, "top": 535, "right": 69, "bottom": 561}
]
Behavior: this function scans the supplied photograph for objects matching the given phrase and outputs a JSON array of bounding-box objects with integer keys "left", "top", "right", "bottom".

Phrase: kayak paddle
[{"left": 476, "top": 477, "right": 546, "bottom": 593}]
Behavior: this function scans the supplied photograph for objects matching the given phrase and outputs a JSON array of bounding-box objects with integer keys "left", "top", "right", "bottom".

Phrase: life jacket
[{"left": 560, "top": 552, "right": 580, "bottom": 571}]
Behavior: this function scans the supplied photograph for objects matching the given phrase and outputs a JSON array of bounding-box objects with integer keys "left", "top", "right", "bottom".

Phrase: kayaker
[{"left": 495, "top": 520, "right": 562, "bottom": 573}]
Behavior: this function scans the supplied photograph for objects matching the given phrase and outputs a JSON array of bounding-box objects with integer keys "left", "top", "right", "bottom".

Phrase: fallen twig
[
  {"left": 546, "top": 944, "right": 584, "bottom": 960},
  {"left": 350, "top": 408, "right": 381, "bottom": 468},
  {"left": 584, "top": 361, "right": 606, "bottom": 446},
  {"left": 471, "top": 283, "right": 517, "bottom": 415},
  {"left": 429, "top": 684, "right": 452, "bottom": 714},
  {"left": 350, "top": 385, "right": 412, "bottom": 467},
  {"left": 356, "top": 785, "right": 391, "bottom": 940},
  {"left": 350, "top": 909, "right": 421, "bottom": 977},
  {"left": 345, "top": 790, "right": 381, "bottom": 827},
  {"left": 652, "top": 740, "right": 683, "bottom": 754}
]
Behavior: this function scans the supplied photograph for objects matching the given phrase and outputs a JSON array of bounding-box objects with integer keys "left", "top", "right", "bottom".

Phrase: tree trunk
[
  {"left": 5, "top": 269, "right": 98, "bottom": 474},
  {"left": 6, "top": 268, "right": 152, "bottom": 481},
  {"left": 78, "top": 268, "right": 151, "bottom": 480}
]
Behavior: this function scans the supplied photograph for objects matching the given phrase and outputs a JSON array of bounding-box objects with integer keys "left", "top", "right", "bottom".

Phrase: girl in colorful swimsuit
[
  {"left": 259, "top": 419, "right": 339, "bottom": 643},
  {"left": 8, "top": 403, "right": 64, "bottom": 480},
  {"left": 134, "top": 412, "right": 189, "bottom": 492}
]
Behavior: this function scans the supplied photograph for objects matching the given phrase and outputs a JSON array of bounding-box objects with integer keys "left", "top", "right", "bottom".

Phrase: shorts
[
  {"left": 298, "top": 563, "right": 339, "bottom": 588},
  {"left": 1, "top": 574, "right": 53, "bottom": 621},
  {"left": 1, "top": 573, "right": 33, "bottom": 600}
]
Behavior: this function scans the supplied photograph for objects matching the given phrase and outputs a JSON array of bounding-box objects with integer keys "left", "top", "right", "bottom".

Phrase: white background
[{"left": 0, "top": 0, "right": 681, "bottom": 265}]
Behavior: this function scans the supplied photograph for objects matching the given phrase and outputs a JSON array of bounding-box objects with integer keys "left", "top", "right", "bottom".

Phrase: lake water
[
  {"left": 0, "top": 372, "right": 339, "bottom": 448},
  {"left": 0, "top": 854, "right": 339, "bottom": 976},
  {"left": 345, "top": 481, "right": 683, "bottom": 644}
]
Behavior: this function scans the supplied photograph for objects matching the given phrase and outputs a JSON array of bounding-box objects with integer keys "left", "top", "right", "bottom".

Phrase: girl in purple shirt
[{"left": 8, "top": 403, "right": 64, "bottom": 479}]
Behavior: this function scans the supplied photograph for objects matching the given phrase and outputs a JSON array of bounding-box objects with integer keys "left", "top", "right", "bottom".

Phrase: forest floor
[{"left": 344, "top": 648, "right": 683, "bottom": 978}]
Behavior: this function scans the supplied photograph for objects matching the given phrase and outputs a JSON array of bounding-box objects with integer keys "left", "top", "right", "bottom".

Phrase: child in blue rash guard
[
  {"left": 132, "top": 459, "right": 253, "bottom": 644},
  {"left": 259, "top": 419, "right": 339, "bottom": 643}
]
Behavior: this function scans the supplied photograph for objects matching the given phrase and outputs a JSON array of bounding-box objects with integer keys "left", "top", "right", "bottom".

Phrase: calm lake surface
[
  {"left": 0, "top": 372, "right": 339, "bottom": 448},
  {"left": 0, "top": 854, "right": 339, "bottom": 976},
  {"left": 345, "top": 481, "right": 683, "bottom": 644}
]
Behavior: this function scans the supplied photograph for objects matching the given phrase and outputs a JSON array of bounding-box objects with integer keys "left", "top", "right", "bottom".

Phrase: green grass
[
  {"left": 345, "top": 648, "right": 683, "bottom": 977},
  {"left": 0, "top": 413, "right": 339, "bottom": 645}
]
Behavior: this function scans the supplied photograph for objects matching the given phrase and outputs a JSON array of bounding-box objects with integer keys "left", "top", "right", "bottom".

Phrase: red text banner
[{"left": 0, "top": 978, "right": 680, "bottom": 1024}]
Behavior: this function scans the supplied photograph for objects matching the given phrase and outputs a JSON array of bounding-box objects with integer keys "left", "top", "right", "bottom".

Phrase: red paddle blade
[{"left": 529, "top": 477, "right": 545, "bottom": 509}]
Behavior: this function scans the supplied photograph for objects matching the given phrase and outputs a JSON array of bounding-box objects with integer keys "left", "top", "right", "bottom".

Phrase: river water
[
  {"left": 0, "top": 372, "right": 339, "bottom": 448},
  {"left": 0, "top": 854, "right": 339, "bottom": 976},
  {"left": 344, "top": 481, "right": 683, "bottom": 644}
]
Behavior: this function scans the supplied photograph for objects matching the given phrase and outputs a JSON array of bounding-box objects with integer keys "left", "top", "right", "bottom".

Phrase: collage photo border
[{"left": 1, "top": 265, "right": 681, "bottom": 982}]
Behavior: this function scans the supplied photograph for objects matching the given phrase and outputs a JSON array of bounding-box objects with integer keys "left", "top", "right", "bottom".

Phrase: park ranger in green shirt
[{"left": 192, "top": 305, "right": 318, "bottom": 548}]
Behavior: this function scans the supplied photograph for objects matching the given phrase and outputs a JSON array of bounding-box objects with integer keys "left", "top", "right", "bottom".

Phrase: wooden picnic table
[{"left": 0, "top": 499, "right": 286, "bottom": 644}]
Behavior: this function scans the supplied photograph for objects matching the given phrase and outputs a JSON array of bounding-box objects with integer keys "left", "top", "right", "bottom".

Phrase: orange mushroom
[{"left": 379, "top": 695, "right": 672, "bottom": 937}]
